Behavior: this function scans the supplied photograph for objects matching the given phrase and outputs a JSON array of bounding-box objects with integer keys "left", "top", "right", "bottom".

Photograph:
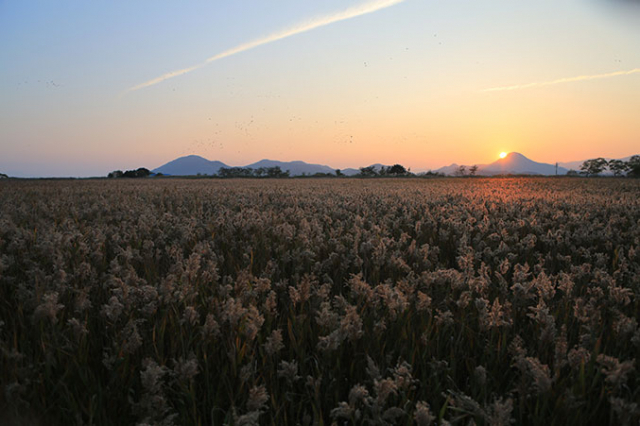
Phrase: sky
[{"left": 1, "top": 0, "right": 639, "bottom": 177}]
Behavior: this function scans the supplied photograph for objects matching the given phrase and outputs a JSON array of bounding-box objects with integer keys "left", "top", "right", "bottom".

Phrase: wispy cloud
[
  {"left": 125, "top": 0, "right": 405, "bottom": 94},
  {"left": 481, "top": 68, "right": 640, "bottom": 93},
  {"left": 126, "top": 64, "right": 205, "bottom": 93}
]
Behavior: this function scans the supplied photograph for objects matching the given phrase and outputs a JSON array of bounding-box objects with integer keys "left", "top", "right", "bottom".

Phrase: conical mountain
[
  {"left": 481, "top": 152, "right": 567, "bottom": 175},
  {"left": 153, "top": 155, "right": 229, "bottom": 176},
  {"left": 434, "top": 153, "right": 568, "bottom": 176}
]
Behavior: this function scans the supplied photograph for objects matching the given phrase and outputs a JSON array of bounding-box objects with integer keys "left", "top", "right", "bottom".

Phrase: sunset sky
[{"left": 1, "top": 0, "right": 639, "bottom": 177}]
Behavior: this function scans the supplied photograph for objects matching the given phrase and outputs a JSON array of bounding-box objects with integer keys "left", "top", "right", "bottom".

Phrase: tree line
[
  {"left": 105, "top": 165, "right": 418, "bottom": 179},
  {"left": 107, "top": 168, "right": 151, "bottom": 178},
  {"left": 356, "top": 164, "right": 416, "bottom": 177},
  {"left": 453, "top": 165, "right": 479, "bottom": 177},
  {"left": 208, "top": 164, "right": 414, "bottom": 178},
  {"left": 578, "top": 155, "right": 640, "bottom": 177},
  {"left": 217, "top": 166, "right": 291, "bottom": 178}
]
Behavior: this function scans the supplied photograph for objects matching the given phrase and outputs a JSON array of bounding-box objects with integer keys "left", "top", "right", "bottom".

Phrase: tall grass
[{"left": 0, "top": 178, "right": 638, "bottom": 425}]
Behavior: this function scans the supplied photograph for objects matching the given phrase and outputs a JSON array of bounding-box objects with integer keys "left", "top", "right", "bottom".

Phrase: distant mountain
[
  {"left": 152, "top": 155, "right": 402, "bottom": 177},
  {"left": 153, "top": 155, "right": 228, "bottom": 176},
  {"left": 338, "top": 164, "right": 393, "bottom": 176},
  {"left": 434, "top": 163, "right": 463, "bottom": 176},
  {"left": 435, "top": 153, "right": 568, "bottom": 176},
  {"left": 481, "top": 152, "right": 568, "bottom": 176},
  {"left": 341, "top": 168, "right": 360, "bottom": 176},
  {"left": 244, "top": 160, "right": 336, "bottom": 176},
  {"left": 154, "top": 156, "right": 342, "bottom": 177},
  {"left": 558, "top": 160, "right": 586, "bottom": 172}
]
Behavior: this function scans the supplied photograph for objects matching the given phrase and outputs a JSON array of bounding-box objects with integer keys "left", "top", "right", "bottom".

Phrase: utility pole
[{"left": 555, "top": 162, "right": 558, "bottom": 176}]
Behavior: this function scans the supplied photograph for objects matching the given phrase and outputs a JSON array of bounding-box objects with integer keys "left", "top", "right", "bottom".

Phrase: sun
[{"left": 499, "top": 152, "right": 507, "bottom": 159}]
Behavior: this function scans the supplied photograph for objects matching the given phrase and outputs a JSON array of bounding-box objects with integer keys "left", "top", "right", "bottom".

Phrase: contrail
[
  {"left": 125, "top": 0, "right": 405, "bottom": 94},
  {"left": 481, "top": 67, "right": 640, "bottom": 93},
  {"left": 126, "top": 64, "right": 205, "bottom": 93}
]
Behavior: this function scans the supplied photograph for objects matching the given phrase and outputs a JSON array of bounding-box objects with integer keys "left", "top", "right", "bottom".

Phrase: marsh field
[{"left": 1, "top": 178, "right": 639, "bottom": 425}]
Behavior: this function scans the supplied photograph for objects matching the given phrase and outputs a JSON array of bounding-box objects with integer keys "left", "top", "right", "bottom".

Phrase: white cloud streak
[
  {"left": 126, "top": 64, "right": 205, "bottom": 93},
  {"left": 481, "top": 68, "right": 640, "bottom": 93},
  {"left": 125, "top": 0, "right": 405, "bottom": 94}
]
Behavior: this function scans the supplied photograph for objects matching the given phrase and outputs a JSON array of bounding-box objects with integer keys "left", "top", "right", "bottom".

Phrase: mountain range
[
  {"left": 153, "top": 153, "right": 633, "bottom": 177},
  {"left": 153, "top": 155, "right": 363, "bottom": 177}
]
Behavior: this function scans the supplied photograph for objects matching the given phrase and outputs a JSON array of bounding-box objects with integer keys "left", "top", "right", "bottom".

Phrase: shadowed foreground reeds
[{"left": 0, "top": 178, "right": 638, "bottom": 425}]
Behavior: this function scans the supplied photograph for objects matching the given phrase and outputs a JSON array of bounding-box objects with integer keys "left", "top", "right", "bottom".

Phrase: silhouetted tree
[
  {"left": 218, "top": 167, "right": 253, "bottom": 178},
  {"left": 628, "top": 155, "right": 640, "bottom": 178},
  {"left": 388, "top": 164, "right": 407, "bottom": 176},
  {"left": 608, "top": 159, "right": 629, "bottom": 177},
  {"left": 266, "top": 166, "right": 289, "bottom": 178},
  {"left": 335, "top": 169, "right": 343, "bottom": 177},
  {"left": 122, "top": 168, "right": 150, "bottom": 178},
  {"left": 469, "top": 165, "right": 479, "bottom": 176},
  {"left": 0, "top": 173, "right": 9, "bottom": 179},
  {"left": 455, "top": 165, "right": 467, "bottom": 177},
  {"left": 358, "top": 166, "right": 378, "bottom": 177},
  {"left": 108, "top": 168, "right": 151, "bottom": 178},
  {"left": 253, "top": 167, "right": 266, "bottom": 178},
  {"left": 580, "top": 158, "right": 608, "bottom": 177}
]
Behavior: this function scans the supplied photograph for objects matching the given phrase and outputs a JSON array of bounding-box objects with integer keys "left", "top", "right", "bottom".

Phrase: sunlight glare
[{"left": 499, "top": 152, "right": 507, "bottom": 159}]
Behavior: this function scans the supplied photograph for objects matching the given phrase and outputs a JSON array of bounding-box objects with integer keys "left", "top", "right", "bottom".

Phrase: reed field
[{"left": 0, "top": 177, "right": 639, "bottom": 425}]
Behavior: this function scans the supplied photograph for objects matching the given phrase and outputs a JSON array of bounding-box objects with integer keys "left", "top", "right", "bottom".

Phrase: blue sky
[{"left": 1, "top": 0, "right": 639, "bottom": 177}]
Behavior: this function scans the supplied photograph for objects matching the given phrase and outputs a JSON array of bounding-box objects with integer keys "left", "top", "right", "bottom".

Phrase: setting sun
[{"left": 499, "top": 152, "right": 508, "bottom": 159}]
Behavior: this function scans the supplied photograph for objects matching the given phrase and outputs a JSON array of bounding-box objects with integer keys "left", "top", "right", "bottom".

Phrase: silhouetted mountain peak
[
  {"left": 153, "top": 155, "right": 228, "bottom": 176},
  {"left": 505, "top": 152, "right": 526, "bottom": 159},
  {"left": 435, "top": 152, "right": 568, "bottom": 176},
  {"left": 154, "top": 156, "right": 339, "bottom": 176},
  {"left": 482, "top": 152, "right": 567, "bottom": 175}
]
